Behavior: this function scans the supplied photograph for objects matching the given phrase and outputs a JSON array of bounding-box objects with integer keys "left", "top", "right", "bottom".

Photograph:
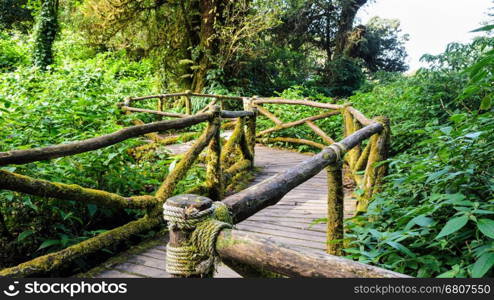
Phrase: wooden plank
[
  {"left": 94, "top": 269, "right": 143, "bottom": 278},
  {"left": 114, "top": 263, "right": 171, "bottom": 278}
]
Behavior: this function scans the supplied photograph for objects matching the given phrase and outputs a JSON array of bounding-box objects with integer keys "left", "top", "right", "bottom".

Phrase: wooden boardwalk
[{"left": 92, "top": 144, "right": 357, "bottom": 278}]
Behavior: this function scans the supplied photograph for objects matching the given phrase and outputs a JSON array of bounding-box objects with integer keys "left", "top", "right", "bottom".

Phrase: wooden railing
[
  {"left": 0, "top": 103, "right": 256, "bottom": 277},
  {"left": 0, "top": 91, "right": 396, "bottom": 278}
]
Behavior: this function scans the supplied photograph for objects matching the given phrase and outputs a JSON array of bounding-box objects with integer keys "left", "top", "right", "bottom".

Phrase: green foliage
[
  {"left": 255, "top": 86, "right": 343, "bottom": 152},
  {"left": 0, "top": 0, "right": 35, "bottom": 32},
  {"left": 0, "top": 31, "right": 204, "bottom": 270},
  {"left": 319, "top": 57, "right": 365, "bottom": 97},
  {"left": 345, "top": 112, "right": 494, "bottom": 277},
  {"left": 0, "top": 32, "right": 30, "bottom": 72},
  {"left": 343, "top": 31, "right": 494, "bottom": 278},
  {"left": 357, "top": 17, "right": 409, "bottom": 73}
]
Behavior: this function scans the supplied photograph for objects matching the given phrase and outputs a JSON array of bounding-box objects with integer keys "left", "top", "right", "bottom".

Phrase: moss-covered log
[
  {"left": 0, "top": 113, "right": 212, "bottom": 166},
  {"left": 258, "top": 137, "right": 325, "bottom": 150},
  {"left": 223, "top": 123, "right": 383, "bottom": 223},
  {"left": 357, "top": 116, "right": 390, "bottom": 212},
  {"left": 198, "top": 99, "right": 218, "bottom": 114},
  {"left": 220, "top": 111, "right": 255, "bottom": 119},
  {"left": 0, "top": 170, "right": 157, "bottom": 210},
  {"left": 326, "top": 162, "right": 344, "bottom": 256},
  {"left": 223, "top": 159, "right": 251, "bottom": 184},
  {"left": 205, "top": 107, "right": 223, "bottom": 201},
  {"left": 128, "top": 132, "right": 198, "bottom": 160},
  {"left": 216, "top": 229, "right": 409, "bottom": 278},
  {"left": 155, "top": 121, "right": 219, "bottom": 202},
  {"left": 129, "top": 92, "right": 189, "bottom": 102},
  {"left": 220, "top": 117, "right": 245, "bottom": 167},
  {"left": 0, "top": 216, "right": 161, "bottom": 277},
  {"left": 220, "top": 257, "right": 283, "bottom": 278},
  {"left": 354, "top": 140, "right": 371, "bottom": 172}
]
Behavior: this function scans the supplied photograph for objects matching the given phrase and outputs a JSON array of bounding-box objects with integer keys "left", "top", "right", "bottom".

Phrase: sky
[{"left": 357, "top": 0, "right": 493, "bottom": 71}]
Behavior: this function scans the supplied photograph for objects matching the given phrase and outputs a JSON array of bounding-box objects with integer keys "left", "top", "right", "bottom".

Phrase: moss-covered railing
[
  {"left": 1, "top": 91, "right": 391, "bottom": 278},
  {"left": 0, "top": 101, "right": 257, "bottom": 277},
  {"left": 160, "top": 122, "right": 405, "bottom": 278}
]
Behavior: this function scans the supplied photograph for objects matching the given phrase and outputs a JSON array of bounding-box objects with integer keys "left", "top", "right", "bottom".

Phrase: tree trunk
[
  {"left": 191, "top": 0, "right": 226, "bottom": 92},
  {"left": 33, "top": 0, "right": 59, "bottom": 69},
  {"left": 333, "top": 0, "right": 367, "bottom": 59}
]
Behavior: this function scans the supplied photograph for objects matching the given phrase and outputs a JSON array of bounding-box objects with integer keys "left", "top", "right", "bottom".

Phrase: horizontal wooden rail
[
  {"left": 0, "top": 170, "right": 157, "bottom": 210},
  {"left": 128, "top": 92, "right": 244, "bottom": 102},
  {"left": 253, "top": 98, "right": 346, "bottom": 110},
  {"left": 222, "top": 122, "right": 384, "bottom": 223},
  {"left": 216, "top": 229, "right": 409, "bottom": 278},
  {"left": 121, "top": 106, "right": 188, "bottom": 118},
  {"left": 347, "top": 107, "right": 374, "bottom": 126},
  {"left": 0, "top": 113, "right": 212, "bottom": 166},
  {"left": 220, "top": 110, "right": 255, "bottom": 118}
]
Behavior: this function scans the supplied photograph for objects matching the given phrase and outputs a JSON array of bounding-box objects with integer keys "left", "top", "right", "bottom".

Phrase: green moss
[
  {"left": 155, "top": 122, "right": 218, "bottom": 205},
  {"left": 0, "top": 216, "right": 161, "bottom": 277}
]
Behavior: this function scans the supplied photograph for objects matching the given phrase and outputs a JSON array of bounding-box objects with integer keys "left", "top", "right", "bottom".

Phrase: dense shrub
[
  {"left": 344, "top": 34, "right": 494, "bottom": 278},
  {"left": 0, "top": 32, "right": 204, "bottom": 270}
]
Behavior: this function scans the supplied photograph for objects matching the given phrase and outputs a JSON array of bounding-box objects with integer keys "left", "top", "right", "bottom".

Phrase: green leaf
[
  {"left": 435, "top": 215, "right": 469, "bottom": 239},
  {"left": 464, "top": 132, "right": 483, "bottom": 140},
  {"left": 385, "top": 241, "right": 417, "bottom": 258},
  {"left": 472, "top": 252, "right": 494, "bottom": 278},
  {"left": 37, "top": 239, "right": 61, "bottom": 251},
  {"left": 480, "top": 95, "right": 492, "bottom": 111},
  {"left": 477, "top": 219, "right": 494, "bottom": 239},
  {"left": 414, "top": 215, "right": 434, "bottom": 227},
  {"left": 471, "top": 24, "right": 494, "bottom": 32},
  {"left": 17, "top": 230, "right": 34, "bottom": 242},
  {"left": 87, "top": 204, "right": 97, "bottom": 217}
]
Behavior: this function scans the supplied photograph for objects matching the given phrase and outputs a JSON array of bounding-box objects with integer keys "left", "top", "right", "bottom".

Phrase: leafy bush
[
  {"left": 0, "top": 31, "right": 205, "bottom": 270},
  {"left": 0, "top": 32, "right": 30, "bottom": 72},
  {"left": 344, "top": 32, "right": 494, "bottom": 278},
  {"left": 345, "top": 112, "right": 494, "bottom": 277}
]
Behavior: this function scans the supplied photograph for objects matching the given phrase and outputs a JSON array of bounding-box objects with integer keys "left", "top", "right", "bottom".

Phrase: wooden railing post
[
  {"left": 326, "top": 161, "right": 344, "bottom": 256},
  {"left": 185, "top": 90, "right": 192, "bottom": 115},
  {"left": 358, "top": 116, "right": 390, "bottom": 212},
  {"left": 164, "top": 194, "right": 214, "bottom": 278},
  {"left": 343, "top": 107, "right": 358, "bottom": 168},
  {"left": 206, "top": 105, "right": 223, "bottom": 200},
  {"left": 243, "top": 97, "right": 257, "bottom": 168}
]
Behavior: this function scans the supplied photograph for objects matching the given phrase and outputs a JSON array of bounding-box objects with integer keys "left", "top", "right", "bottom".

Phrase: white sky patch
[{"left": 357, "top": 0, "right": 492, "bottom": 71}]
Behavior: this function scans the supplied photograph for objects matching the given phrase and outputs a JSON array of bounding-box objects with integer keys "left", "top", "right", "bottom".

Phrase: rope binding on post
[
  {"left": 163, "top": 201, "right": 232, "bottom": 276},
  {"left": 327, "top": 142, "right": 347, "bottom": 161}
]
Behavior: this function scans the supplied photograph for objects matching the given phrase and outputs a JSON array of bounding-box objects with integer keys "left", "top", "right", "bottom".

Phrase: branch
[
  {"left": 0, "top": 170, "right": 157, "bottom": 210},
  {"left": 0, "top": 113, "right": 212, "bottom": 166}
]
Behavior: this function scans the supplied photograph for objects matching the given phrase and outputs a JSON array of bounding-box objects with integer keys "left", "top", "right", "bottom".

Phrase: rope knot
[
  {"left": 163, "top": 200, "right": 232, "bottom": 277},
  {"left": 328, "top": 142, "right": 347, "bottom": 161}
]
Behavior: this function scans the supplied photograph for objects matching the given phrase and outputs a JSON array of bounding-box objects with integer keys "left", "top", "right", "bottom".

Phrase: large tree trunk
[
  {"left": 32, "top": 0, "right": 59, "bottom": 69},
  {"left": 333, "top": 0, "right": 367, "bottom": 59},
  {"left": 190, "top": 0, "right": 226, "bottom": 92}
]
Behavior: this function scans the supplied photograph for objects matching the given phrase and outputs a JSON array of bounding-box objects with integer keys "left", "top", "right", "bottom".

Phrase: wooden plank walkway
[{"left": 92, "top": 144, "right": 357, "bottom": 278}]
